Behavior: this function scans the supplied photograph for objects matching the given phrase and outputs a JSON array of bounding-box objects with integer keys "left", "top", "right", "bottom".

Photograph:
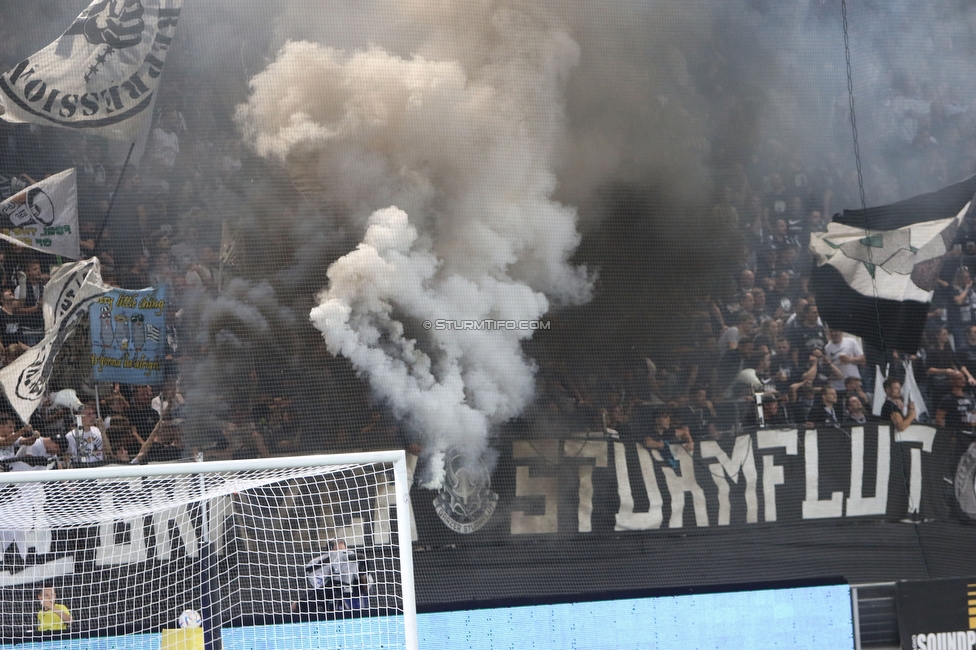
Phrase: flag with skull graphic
[
  {"left": 0, "top": 169, "right": 79, "bottom": 260},
  {"left": 0, "top": 0, "right": 182, "bottom": 141}
]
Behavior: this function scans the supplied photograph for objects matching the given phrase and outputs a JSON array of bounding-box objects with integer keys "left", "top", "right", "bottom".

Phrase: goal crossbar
[
  {"left": 0, "top": 451, "right": 409, "bottom": 484},
  {"left": 0, "top": 450, "right": 418, "bottom": 650}
]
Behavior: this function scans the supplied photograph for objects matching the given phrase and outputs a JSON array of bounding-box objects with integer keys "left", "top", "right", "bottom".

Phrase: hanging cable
[
  {"left": 841, "top": 0, "right": 885, "bottom": 353},
  {"left": 842, "top": 0, "right": 867, "bottom": 215},
  {"left": 841, "top": 0, "right": 932, "bottom": 577}
]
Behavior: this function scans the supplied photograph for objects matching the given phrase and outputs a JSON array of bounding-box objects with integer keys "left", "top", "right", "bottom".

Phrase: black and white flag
[
  {"left": 810, "top": 175, "right": 976, "bottom": 352},
  {"left": 0, "top": 169, "right": 80, "bottom": 260},
  {"left": 0, "top": 259, "right": 110, "bottom": 424},
  {"left": 0, "top": 0, "right": 182, "bottom": 141}
]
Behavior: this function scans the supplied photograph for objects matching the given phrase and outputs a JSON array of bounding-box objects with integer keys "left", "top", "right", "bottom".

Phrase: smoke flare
[{"left": 237, "top": 4, "right": 591, "bottom": 481}]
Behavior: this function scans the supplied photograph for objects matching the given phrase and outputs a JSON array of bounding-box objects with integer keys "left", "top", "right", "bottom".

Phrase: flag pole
[{"left": 94, "top": 142, "right": 136, "bottom": 251}]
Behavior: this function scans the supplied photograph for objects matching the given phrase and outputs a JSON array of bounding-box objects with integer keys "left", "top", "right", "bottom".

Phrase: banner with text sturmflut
[{"left": 0, "top": 423, "right": 973, "bottom": 618}]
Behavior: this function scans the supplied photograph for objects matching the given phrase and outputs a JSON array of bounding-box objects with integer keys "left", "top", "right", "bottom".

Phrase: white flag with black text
[
  {"left": 0, "top": 259, "right": 111, "bottom": 424},
  {"left": 0, "top": 0, "right": 182, "bottom": 141},
  {"left": 0, "top": 169, "right": 80, "bottom": 260}
]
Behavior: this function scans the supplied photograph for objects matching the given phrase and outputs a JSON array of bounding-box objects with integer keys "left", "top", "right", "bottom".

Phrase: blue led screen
[{"left": 219, "top": 583, "right": 853, "bottom": 649}]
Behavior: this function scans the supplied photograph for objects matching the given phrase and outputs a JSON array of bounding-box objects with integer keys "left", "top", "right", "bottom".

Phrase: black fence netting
[{"left": 0, "top": 0, "right": 973, "bottom": 620}]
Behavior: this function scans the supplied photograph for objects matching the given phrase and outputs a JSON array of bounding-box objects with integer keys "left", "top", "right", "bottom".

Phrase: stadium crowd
[
  {"left": 0, "top": 14, "right": 975, "bottom": 469},
  {"left": 534, "top": 68, "right": 976, "bottom": 461},
  {"left": 0, "top": 99, "right": 304, "bottom": 467},
  {"left": 0, "top": 60, "right": 307, "bottom": 466}
]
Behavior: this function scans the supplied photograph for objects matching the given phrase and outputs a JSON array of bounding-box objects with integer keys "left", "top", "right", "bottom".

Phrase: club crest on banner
[
  {"left": 954, "top": 442, "right": 976, "bottom": 520},
  {"left": 0, "top": 169, "right": 79, "bottom": 259},
  {"left": 433, "top": 448, "right": 499, "bottom": 534},
  {"left": 1, "top": 187, "right": 54, "bottom": 227}
]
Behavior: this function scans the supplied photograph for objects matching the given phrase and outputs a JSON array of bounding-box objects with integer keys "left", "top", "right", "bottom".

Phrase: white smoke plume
[{"left": 237, "top": 2, "right": 591, "bottom": 482}]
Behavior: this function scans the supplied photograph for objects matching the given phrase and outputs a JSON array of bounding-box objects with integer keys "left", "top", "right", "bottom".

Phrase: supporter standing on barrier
[{"left": 880, "top": 379, "right": 918, "bottom": 432}]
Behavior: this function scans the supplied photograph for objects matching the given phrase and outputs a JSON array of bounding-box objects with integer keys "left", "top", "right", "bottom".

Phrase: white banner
[
  {"left": 0, "top": 169, "right": 79, "bottom": 260},
  {"left": 0, "top": 0, "right": 182, "bottom": 141},
  {"left": 0, "top": 259, "right": 110, "bottom": 424}
]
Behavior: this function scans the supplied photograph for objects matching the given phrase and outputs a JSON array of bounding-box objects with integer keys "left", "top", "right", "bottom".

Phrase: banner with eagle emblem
[{"left": 0, "top": 0, "right": 182, "bottom": 141}]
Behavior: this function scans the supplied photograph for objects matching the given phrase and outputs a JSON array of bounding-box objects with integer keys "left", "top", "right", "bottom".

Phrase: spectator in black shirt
[
  {"left": 127, "top": 385, "right": 160, "bottom": 441},
  {"left": 765, "top": 271, "right": 796, "bottom": 321},
  {"left": 935, "top": 371, "right": 976, "bottom": 434},
  {"left": 787, "top": 303, "right": 828, "bottom": 365},
  {"left": 678, "top": 386, "right": 719, "bottom": 441},
  {"left": 14, "top": 261, "right": 44, "bottom": 344},
  {"left": 841, "top": 376, "right": 870, "bottom": 413},
  {"left": 956, "top": 324, "right": 976, "bottom": 387},
  {"left": 762, "top": 394, "right": 790, "bottom": 429},
  {"left": 810, "top": 386, "right": 842, "bottom": 427},
  {"left": 0, "top": 289, "right": 25, "bottom": 348},
  {"left": 788, "top": 383, "right": 812, "bottom": 426},
  {"left": 880, "top": 379, "right": 918, "bottom": 432},
  {"left": 641, "top": 408, "right": 694, "bottom": 456},
  {"left": 925, "top": 326, "right": 957, "bottom": 406},
  {"left": 771, "top": 338, "right": 798, "bottom": 393},
  {"left": 947, "top": 265, "right": 976, "bottom": 347}
]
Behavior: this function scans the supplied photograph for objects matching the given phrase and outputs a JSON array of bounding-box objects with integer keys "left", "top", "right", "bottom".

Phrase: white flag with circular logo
[
  {"left": 0, "top": 0, "right": 182, "bottom": 141},
  {"left": 0, "top": 169, "right": 79, "bottom": 260},
  {"left": 0, "top": 259, "right": 111, "bottom": 424}
]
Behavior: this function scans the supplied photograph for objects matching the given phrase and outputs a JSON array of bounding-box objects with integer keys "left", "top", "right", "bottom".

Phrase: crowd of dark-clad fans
[
  {"left": 0, "top": 17, "right": 976, "bottom": 472},
  {"left": 534, "top": 69, "right": 976, "bottom": 467},
  {"left": 0, "top": 86, "right": 307, "bottom": 469}
]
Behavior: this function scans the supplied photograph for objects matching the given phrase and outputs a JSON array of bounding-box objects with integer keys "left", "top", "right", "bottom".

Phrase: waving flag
[
  {"left": 0, "top": 259, "right": 111, "bottom": 423},
  {"left": 810, "top": 175, "right": 976, "bottom": 352},
  {"left": 0, "top": 0, "right": 182, "bottom": 141},
  {"left": 0, "top": 169, "right": 80, "bottom": 260}
]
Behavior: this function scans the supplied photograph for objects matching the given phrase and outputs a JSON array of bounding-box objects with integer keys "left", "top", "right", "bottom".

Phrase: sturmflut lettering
[
  {"left": 511, "top": 424, "right": 936, "bottom": 534},
  {"left": 0, "top": 424, "right": 946, "bottom": 581}
]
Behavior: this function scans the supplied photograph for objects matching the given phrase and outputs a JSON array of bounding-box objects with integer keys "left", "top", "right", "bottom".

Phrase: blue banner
[{"left": 89, "top": 287, "right": 166, "bottom": 385}]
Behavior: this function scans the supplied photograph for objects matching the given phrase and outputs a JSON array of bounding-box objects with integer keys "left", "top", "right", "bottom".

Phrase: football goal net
[{"left": 0, "top": 451, "right": 417, "bottom": 650}]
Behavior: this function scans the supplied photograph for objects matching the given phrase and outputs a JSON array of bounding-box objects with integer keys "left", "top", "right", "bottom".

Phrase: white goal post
[{"left": 0, "top": 451, "right": 418, "bottom": 650}]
